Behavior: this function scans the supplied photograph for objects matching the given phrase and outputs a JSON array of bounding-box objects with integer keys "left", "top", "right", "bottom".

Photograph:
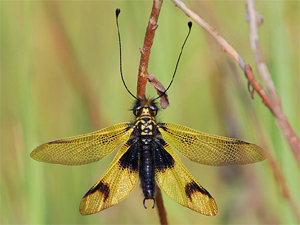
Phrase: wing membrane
[
  {"left": 155, "top": 141, "right": 217, "bottom": 215},
  {"left": 30, "top": 123, "right": 133, "bottom": 165},
  {"left": 158, "top": 123, "right": 266, "bottom": 166},
  {"left": 79, "top": 142, "right": 139, "bottom": 215}
]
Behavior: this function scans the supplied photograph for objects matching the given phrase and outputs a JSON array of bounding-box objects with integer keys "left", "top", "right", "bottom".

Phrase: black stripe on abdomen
[{"left": 139, "top": 138, "right": 155, "bottom": 203}]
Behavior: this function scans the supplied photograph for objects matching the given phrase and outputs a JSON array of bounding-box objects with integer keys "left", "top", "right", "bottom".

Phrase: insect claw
[
  {"left": 152, "top": 198, "right": 155, "bottom": 209},
  {"left": 143, "top": 198, "right": 147, "bottom": 209},
  {"left": 143, "top": 197, "right": 155, "bottom": 209}
]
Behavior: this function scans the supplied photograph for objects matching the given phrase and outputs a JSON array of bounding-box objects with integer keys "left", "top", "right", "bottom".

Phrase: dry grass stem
[
  {"left": 246, "top": 0, "right": 300, "bottom": 168},
  {"left": 171, "top": 0, "right": 299, "bottom": 222},
  {"left": 172, "top": 0, "right": 299, "bottom": 168}
]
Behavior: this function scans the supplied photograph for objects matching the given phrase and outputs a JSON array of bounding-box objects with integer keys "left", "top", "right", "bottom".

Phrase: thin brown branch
[
  {"left": 137, "top": 0, "right": 162, "bottom": 98},
  {"left": 137, "top": 0, "right": 169, "bottom": 108},
  {"left": 171, "top": 0, "right": 300, "bottom": 168},
  {"left": 246, "top": 0, "right": 300, "bottom": 168},
  {"left": 155, "top": 186, "right": 168, "bottom": 225},
  {"left": 244, "top": 65, "right": 275, "bottom": 114},
  {"left": 137, "top": 1, "right": 168, "bottom": 224}
]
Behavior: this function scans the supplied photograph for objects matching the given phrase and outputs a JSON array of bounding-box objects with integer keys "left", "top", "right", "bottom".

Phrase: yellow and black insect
[
  {"left": 31, "top": 96, "right": 265, "bottom": 215},
  {"left": 30, "top": 9, "right": 266, "bottom": 216}
]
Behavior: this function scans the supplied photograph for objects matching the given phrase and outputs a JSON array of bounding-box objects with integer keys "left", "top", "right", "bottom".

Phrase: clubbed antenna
[
  {"left": 115, "top": 9, "right": 137, "bottom": 99},
  {"left": 154, "top": 21, "right": 193, "bottom": 100}
]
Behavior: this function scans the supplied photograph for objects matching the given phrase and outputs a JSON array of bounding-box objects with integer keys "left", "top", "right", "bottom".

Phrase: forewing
[
  {"left": 154, "top": 139, "right": 217, "bottom": 215},
  {"left": 158, "top": 123, "right": 266, "bottom": 166},
  {"left": 30, "top": 123, "right": 133, "bottom": 165},
  {"left": 80, "top": 140, "right": 139, "bottom": 215}
]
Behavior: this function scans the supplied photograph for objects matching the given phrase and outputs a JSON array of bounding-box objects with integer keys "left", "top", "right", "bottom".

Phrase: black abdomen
[{"left": 139, "top": 137, "right": 156, "bottom": 208}]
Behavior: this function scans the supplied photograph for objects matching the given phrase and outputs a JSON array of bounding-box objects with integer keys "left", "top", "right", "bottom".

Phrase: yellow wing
[
  {"left": 155, "top": 141, "right": 217, "bottom": 215},
  {"left": 158, "top": 123, "right": 266, "bottom": 166},
  {"left": 80, "top": 141, "right": 139, "bottom": 215},
  {"left": 30, "top": 123, "right": 133, "bottom": 165}
]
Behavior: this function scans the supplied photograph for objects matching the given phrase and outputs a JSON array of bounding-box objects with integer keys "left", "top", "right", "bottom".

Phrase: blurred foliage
[{"left": 1, "top": 1, "right": 299, "bottom": 224}]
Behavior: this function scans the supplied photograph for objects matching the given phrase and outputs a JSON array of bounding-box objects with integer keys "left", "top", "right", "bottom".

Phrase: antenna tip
[
  {"left": 116, "top": 8, "right": 121, "bottom": 17},
  {"left": 188, "top": 21, "right": 192, "bottom": 29}
]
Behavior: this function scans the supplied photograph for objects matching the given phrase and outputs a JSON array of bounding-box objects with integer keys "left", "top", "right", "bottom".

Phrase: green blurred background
[{"left": 1, "top": 1, "right": 299, "bottom": 224}]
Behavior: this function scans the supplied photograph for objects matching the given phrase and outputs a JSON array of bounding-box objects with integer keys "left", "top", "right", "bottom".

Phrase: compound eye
[
  {"left": 149, "top": 106, "right": 157, "bottom": 116},
  {"left": 134, "top": 106, "right": 142, "bottom": 116}
]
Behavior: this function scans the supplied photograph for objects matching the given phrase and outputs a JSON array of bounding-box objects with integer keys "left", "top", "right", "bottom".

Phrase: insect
[{"left": 30, "top": 9, "right": 266, "bottom": 216}]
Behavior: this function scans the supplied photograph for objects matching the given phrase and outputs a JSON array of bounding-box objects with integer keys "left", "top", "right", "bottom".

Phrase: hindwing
[
  {"left": 30, "top": 123, "right": 133, "bottom": 165},
  {"left": 158, "top": 123, "right": 266, "bottom": 166},
  {"left": 154, "top": 139, "right": 217, "bottom": 216},
  {"left": 80, "top": 139, "right": 140, "bottom": 215}
]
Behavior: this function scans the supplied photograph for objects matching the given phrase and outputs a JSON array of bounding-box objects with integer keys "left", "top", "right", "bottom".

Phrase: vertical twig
[
  {"left": 137, "top": 0, "right": 168, "bottom": 224},
  {"left": 137, "top": 0, "right": 163, "bottom": 98},
  {"left": 155, "top": 186, "right": 168, "bottom": 225}
]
